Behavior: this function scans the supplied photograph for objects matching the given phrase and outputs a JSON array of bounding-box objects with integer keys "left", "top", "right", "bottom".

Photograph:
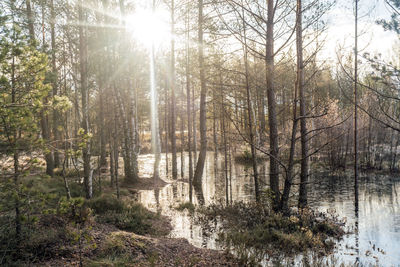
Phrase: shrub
[
  {"left": 197, "top": 199, "right": 345, "bottom": 265},
  {"left": 175, "top": 202, "right": 195, "bottom": 213},
  {"left": 86, "top": 196, "right": 125, "bottom": 214}
]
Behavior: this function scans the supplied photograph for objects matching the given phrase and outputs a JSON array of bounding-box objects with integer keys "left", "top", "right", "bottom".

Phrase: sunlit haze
[{"left": 125, "top": 8, "right": 170, "bottom": 47}]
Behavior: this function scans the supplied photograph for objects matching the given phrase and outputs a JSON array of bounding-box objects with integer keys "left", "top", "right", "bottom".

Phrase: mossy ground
[
  {"left": 195, "top": 197, "right": 345, "bottom": 266},
  {"left": 0, "top": 174, "right": 239, "bottom": 266}
]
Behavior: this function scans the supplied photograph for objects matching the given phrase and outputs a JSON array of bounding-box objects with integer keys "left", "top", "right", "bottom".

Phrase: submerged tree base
[{"left": 195, "top": 198, "right": 345, "bottom": 265}]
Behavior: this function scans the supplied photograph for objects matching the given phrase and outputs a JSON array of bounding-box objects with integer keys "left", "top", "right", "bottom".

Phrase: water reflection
[
  {"left": 136, "top": 153, "right": 400, "bottom": 266},
  {"left": 308, "top": 172, "right": 400, "bottom": 266}
]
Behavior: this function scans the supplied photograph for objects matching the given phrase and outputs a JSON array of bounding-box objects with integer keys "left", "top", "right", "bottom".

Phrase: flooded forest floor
[{"left": 1, "top": 153, "right": 359, "bottom": 266}]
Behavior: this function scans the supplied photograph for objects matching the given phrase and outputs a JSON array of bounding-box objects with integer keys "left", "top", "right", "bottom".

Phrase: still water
[{"left": 135, "top": 153, "right": 400, "bottom": 266}]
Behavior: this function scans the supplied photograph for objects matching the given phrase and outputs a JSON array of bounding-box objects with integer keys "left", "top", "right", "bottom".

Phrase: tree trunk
[
  {"left": 266, "top": 0, "right": 280, "bottom": 208},
  {"left": 221, "top": 88, "right": 229, "bottom": 206},
  {"left": 280, "top": 64, "right": 299, "bottom": 211},
  {"left": 78, "top": 0, "right": 92, "bottom": 199},
  {"left": 241, "top": 5, "right": 259, "bottom": 202},
  {"left": 180, "top": 101, "right": 185, "bottom": 179},
  {"left": 11, "top": 42, "right": 21, "bottom": 239},
  {"left": 110, "top": 137, "right": 115, "bottom": 188},
  {"left": 193, "top": 85, "right": 197, "bottom": 163},
  {"left": 186, "top": 6, "right": 194, "bottom": 202},
  {"left": 26, "top": 0, "right": 54, "bottom": 176},
  {"left": 114, "top": 111, "right": 120, "bottom": 198},
  {"left": 26, "top": 0, "right": 35, "bottom": 42},
  {"left": 165, "top": 81, "right": 169, "bottom": 175},
  {"left": 297, "top": 0, "right": 309, "bottom": 209},
  {"left": 193, "top": 0, "right": 207, "bottom": 187},
  {"left": 170, "top": 0, "right": 177, "bottom": 179},
  {"left": 354, "top": 0, "right": 359, "bottom": 207},
  {"left": 50, "top": 0, "right": 61, "bottom": 168}
]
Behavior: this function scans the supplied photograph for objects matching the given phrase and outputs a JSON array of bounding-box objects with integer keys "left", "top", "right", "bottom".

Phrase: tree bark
[
  {"left": 266, "top": 0, "right": 280, "bottom": 208},
  {"left": 50, "top": 0, "right": 61, "bottom": 168},
  {"left": 241, "top": 4, "right": 259, "bottom": 202},
  {"left": 26, "top": 0, "right": 54, "bottom": 176},
  {"left": 78, "top": 0, "right": 92, "bottom": 199},
  {"left": 298, "top": 0, "right": 309, "bottom": 209},
  {"left": 354, "top": 0, "right": 359, "bottom": 208},
  {"left": 170, "top": 0, "right": 177, "bottom": 179},
  {"left": 193, "top": 0, "right": 207, "bottom": 187},
  {"left": 186, "top": 6, "right": 194, "bottom": 202}
]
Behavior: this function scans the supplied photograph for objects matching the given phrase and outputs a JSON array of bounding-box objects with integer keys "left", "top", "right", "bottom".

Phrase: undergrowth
[
  {"left": 234, "top": 150, "right": 268, "bottom": 165},
  {"left": 0, "top": 175, "right": 171, "bottom": 266},
  {"left": 196, "top": 193, "right": 345, "bottom": 265},
  {"left": 86, "top": 195, "right": 171, "bottom": 236},
  {"left": 175, "top": 202, "right": 196, "bottom": 213}
]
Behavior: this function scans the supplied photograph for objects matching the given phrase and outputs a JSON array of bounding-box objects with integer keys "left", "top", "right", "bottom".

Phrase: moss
[
  {"left": 86, "top": 195, "right": 125, "bottom": 214},
  {"left": 87, "top": 232, "right": 147, "bottom": 267},
  {"left": 87, "top": 195, "right": 170, "bottom": 236},
  {"left": 197, "top": 200, "right": 345, "bottom": 265}
]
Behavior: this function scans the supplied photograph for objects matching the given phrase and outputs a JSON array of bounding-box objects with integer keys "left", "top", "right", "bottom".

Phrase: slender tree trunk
[
  {"left": 10, "top": 40, "right": 21, "bottom": 239},
  {"left": 193, "top": 0, "right": 207, "bottom": 187},
  {"left": 389, "top": 129, "right": 395, "bottom": 171},
  {"left": 62, "top": 158, "right": 72, "bottom": 199},
  {"left": 280, "top": 70, "right": 299, "bottom": 211},
  {"left": 241, "top": 5, "right": 259, "bottom": 202},
  {"left": 392, "top": 132, "right": 399, "bottom": 171},
  {"left": 50, "top": 0, "right": 61, "bottom": 168},
  {"left": 170, "top": 0, "right": 177, "bottom": 179},
  {"left": 258, "top": 84, "right": 266, "bottom": 147},
  {"left": 186, "top": 6, "right": 194, "bottom": 202},
  {"left": 150, "top": 43, "right": 161, "bottom": 178},
  {"left": 114, "top": 111, "right": 120, "bottom": 198},
  {"left": 193, "top": 85, "right": 197, "bottom": 162},
  {"left": 26, "top": 0, "right": 54, "bottom": 176},
  {"left": 367, "top": 116, "right": 372, "bottom": 167},
  {"left": 13, "top": 150, "right": 21, "bottom": 239},
  {"left": 26, "top": 0, "right": 35, "bottom": 42},
  {"left": 78, "top": 0, "right": 92, "bottom": 199},
  {"left": 165, "top": 83, "right": 169, "bottom": 175},
  {"left": 266, "top": 0, "right": 280, "bottom": 208},
  {"left": 213, "top": 90, "right": 218, "bottom": 157},
  {"left": 221, "top": 91, "right": 229, "bottom": 206},
  {"left": 354, "top": 0, "right": 359, "bottom": 206},
  {"left": 110, "top": 136, "right": 115, "bottom": 188},
  {"left": 115, "top": 143, "right": 120, "bottom": 199},
  {"left": 180, "top": 102, "right": 185, "bottom": 179},
  {"left": 298, "top": 0, "right": 309, "bottom": 209},
  {"left": 128, "top": 81, "right": 139, "bottom": 179}
]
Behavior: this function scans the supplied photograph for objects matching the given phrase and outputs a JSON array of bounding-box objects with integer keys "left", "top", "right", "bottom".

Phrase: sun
[{"left": 125, "top": 8, "right": 170, "bottom": 48}]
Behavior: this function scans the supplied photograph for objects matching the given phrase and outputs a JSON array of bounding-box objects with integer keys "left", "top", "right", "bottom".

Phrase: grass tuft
[
  {"left": 175, "top": 202, "right": 195, "bottom": 213},
  {"left": 196, "top": 196, "right": 345, "bottom": 265}
]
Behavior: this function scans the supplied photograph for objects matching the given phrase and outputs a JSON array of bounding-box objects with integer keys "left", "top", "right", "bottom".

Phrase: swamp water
[{"left": 135, "top": 153, "right": 400, "bottom": 266}]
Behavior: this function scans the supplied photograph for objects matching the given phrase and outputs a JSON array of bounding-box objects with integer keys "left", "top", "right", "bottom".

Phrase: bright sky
[{"left": 323, "top": 0, "right": 398, "bottom": 62}]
